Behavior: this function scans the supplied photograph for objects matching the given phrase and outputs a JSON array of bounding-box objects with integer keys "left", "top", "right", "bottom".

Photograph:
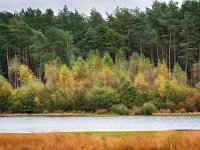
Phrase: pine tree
[{"left": 179, "top": 13, "right": 198, "bottom": 74}]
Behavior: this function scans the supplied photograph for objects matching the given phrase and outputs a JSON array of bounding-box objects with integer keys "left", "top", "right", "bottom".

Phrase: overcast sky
[{"left": 0, "top": 0, "right": 183, "bottom": 17}]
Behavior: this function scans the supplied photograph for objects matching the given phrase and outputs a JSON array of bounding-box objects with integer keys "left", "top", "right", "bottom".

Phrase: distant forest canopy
[
  {"left": 2, "top": 0, "right": 200, "bottom": 114},
  {"left": 0, "top": 0, "right": 200, "bottom": 83}
]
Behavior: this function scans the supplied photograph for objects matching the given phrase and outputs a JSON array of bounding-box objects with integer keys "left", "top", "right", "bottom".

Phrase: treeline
[
  {"left": 1, "top": 0, "right": 200, "bottom": 114},
  {"left": 0, "top": 52, "right": 200, "bottom": 114}
]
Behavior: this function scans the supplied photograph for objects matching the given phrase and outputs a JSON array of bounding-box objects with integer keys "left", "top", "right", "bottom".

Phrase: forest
[{"left": 1, "top": 0, "right": 200, "bottom": 115}]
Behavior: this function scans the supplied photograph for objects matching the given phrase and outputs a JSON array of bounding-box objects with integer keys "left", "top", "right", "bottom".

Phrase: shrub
[
  {"left": 73, "top": 88, "right": 88, "bottom": 111},
  {"left": 95, "top": 109, "right": 108, "bottom": 114},
  {"left": 43, "top": 109, "right": 49, "bottom": 114},
  {"left": 135, "top": 91, "right": 149, "bottom": 107},
  {"left": 132, "top": 106, "right": 142, "bottom": 115},
  {"left": 176, "top": 108, "right": 187, "bottom": 113},
  {"left": 184, "top": 88, "right": 199, "bottom": 112},
  {"left": 0, "top": 75, "right": 12, "bottom": 112},
  {"left": 159, "top": 109, "right": 171, "bottom": 114},
  {"left": 53, "top": 90, "right": 75, "bottom": 111},
  {"left": 9, "top": 87, "right": 36, "bottom": 113},
  {"left": 85, "top": 87, "right": 119, "bottom": 112},
  {"left": 196, "top": 98, "right": 200, "bottom": 112},
  {"left": 195, "top": 82, "right": 200, "bottom": 90},
  {"left": 142, "top": 103, "right": 156, "bottom": 115},
  {"left": 54, "top": 110, "right": 64, "bottom": 113},
  {"left": 118, "top": 76, "right": 137, "bottom": 108},
  {"left": 166, "top": 101, "right": 176, "bottom": 112},
  {"left": 110, "top": 104, "right": 130, "bottom": 115}
]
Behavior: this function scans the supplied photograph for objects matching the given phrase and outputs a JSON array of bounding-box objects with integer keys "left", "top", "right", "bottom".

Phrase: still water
[{"left": 0, "top": 116, "right": 200, "bottom": 133}]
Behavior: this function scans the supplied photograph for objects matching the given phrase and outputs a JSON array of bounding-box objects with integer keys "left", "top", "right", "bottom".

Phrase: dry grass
[
  {"left": 153, "top": 112, "right": 200, "bottom": 116},
  {"left": 0, "top": 113, "right": 118, "bottom": 117},
  {"left": 1, "top": 112, "right": 200, "bottom": 117},
  {"left": 0, "top": 131, "right": 200, "bottom": 150}
]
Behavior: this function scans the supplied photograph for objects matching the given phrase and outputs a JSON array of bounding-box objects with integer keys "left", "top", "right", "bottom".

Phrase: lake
[{"left": 0, "top": 116, "right": 200, "bottom": 133}]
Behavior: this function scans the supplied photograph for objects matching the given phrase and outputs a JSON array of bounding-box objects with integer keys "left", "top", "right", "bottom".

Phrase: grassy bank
[
  {"left": 1, "top": 112, "right": 200, "bottom": 117},
  {"left": 0, "top": 113, "right": 119, "bottom": 117},
  {"left": 153, "top": 112, "right": 200, "bottom": 116},
  {"left": 0, "top": 131, "right": 200, "bottom": 150}
]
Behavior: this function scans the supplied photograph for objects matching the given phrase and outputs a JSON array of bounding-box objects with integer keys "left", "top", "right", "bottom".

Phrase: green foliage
[
  {"left": 192, "top": 63, "right": 200, "bottom": 85},
  {"left": 135, "top": 91, "right": 149, "bottom": 107},
  {"left": 110, "top": 104, "right": 130, "bottom": 115},
  {"left": 72, "top": 57, "right": 89, "bottom": 80},
  {"left": 172, "top": 63, "right": 187, "bottom": 85},
  {"left": 196, "top": 98, "right": 200, "bottom": 112},
  {"left": 105, "top": 28, "right": 125, "bottom": 57},
  {"left": 52, "top": 90, "right": 75, "bottom": 111},
  {"left": 166, "top": 101, "right": 176, "bottom": 113},
  {"left": 73, "top": 88, "right": 88, "bottom": 111},
  {"left": 0, "top": 75, "right": 12, "bottom": 112},
  {"left": 85, "top": 87, "right": 119, "bottom": 112},
  {"left": 103, "top": 53, "right": 113, "bottom": 67},
  {"left": 1, "top": 1, "right": 200, "bottom": 114},
  {"left": 142, "top": 103, "right": 156, "bottom": 115},
  {"left": 9, "top": 87, "right": 36, "bottom": 113},
  {"left": 118, "top": 76, "right": 137, "bottom": 108},
  {"left": 195, "top": 82, "right": 200, "bottom": 90}
]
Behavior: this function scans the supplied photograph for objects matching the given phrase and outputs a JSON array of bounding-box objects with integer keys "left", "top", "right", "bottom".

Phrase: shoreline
[{"left": 1, "top": 112, "right": 200, "bottom": 117}]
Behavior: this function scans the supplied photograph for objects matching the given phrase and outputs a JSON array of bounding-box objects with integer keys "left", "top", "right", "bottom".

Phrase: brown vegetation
[{"left": 0, "top": 131, "right": 200, "bottom": 150}]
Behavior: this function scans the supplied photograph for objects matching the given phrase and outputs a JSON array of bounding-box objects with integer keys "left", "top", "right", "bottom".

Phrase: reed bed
[{"left": 0, "top": 131, "right": 200, "bottom": 150}]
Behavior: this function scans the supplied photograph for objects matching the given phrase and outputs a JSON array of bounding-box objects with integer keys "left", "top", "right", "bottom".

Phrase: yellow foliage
[
  {"left": 157, "top": 61, "right": 169, "bottom": 80},
  {"left": 154, "top": 75, "right": 167, "bottom": 96},
  {"left": 31, "top": 81, "right": 45, "bottom": 93},
  {"left": 134, "top": 72, "right": 148, "bottom": 90},
  {"left": 19, "top": 65, "right": 34, "bottom": 86},
  {"left": 92, "top": 56, "right": 103, "bottom": 73},
  {"left": 1, "top": 81, "right": 12, "bottom": 96},
  {"left": 72, "top": 58, "right": 89, "bottom": 80},
  {"left": 45, "top": 63, "right": 59, "bottom": 84},
  {"left": 59, "top": 65, "right": 74, "bottom": 89},
  {"left": 34, "top": 97, "right": 42, "bottom": 107},
  {"left": 170, "top": 79, "right": 186, "bottom": 92},
  {"left": 103, "top": 67, "right": 114, "bottom": 86}
]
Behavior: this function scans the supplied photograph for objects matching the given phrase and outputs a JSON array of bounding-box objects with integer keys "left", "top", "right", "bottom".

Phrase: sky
[{"left": 0, "top": 0, "right": 183, "bottom": 17}]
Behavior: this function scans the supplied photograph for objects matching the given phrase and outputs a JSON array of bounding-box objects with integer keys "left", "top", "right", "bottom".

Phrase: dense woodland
[{"left": 1, "top": 0, "right": 200, "bottom": 114}]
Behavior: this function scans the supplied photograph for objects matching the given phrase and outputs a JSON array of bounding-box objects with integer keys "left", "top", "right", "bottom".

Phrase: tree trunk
[
  {"left": 156, "top": 46, "right": 159, "bottom": 62},
  {"left": 169, "top": 29, "right": 172, "bottom": 80},
  {"left": 139, "top": 38, "right": 143, "bottom": 58},
  {"left": 66, "top": 42, "right": 69, "bottom": 64},
  {"left": 185, "top": 35, "right": 189, "bottom": 73},
  {"left": 174, "top": 35, "right": 176, "bottom": 65},
  {"left": 169, "top": 29, "right": 171, "bottom": 71},
  {"left": 151, "top": 48, "right": 154, "bottom": 65},
  {"left": 14, "top": 71, "right": 17, "bottom": 88},
  {"left": 199, "top": 41, "right": 200, "bottom": 62},
  {"left": 161, "top": 45, "right": 164, "bottom": 60},
  {"left": 6, "top": 40, "right": 10, "bottom": 82},
  {"left": 26, "top": 45, "right": 28, "bottom": 63},
  {"left": 165, "top": 46, "right": 168, "bottom": 64}
]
